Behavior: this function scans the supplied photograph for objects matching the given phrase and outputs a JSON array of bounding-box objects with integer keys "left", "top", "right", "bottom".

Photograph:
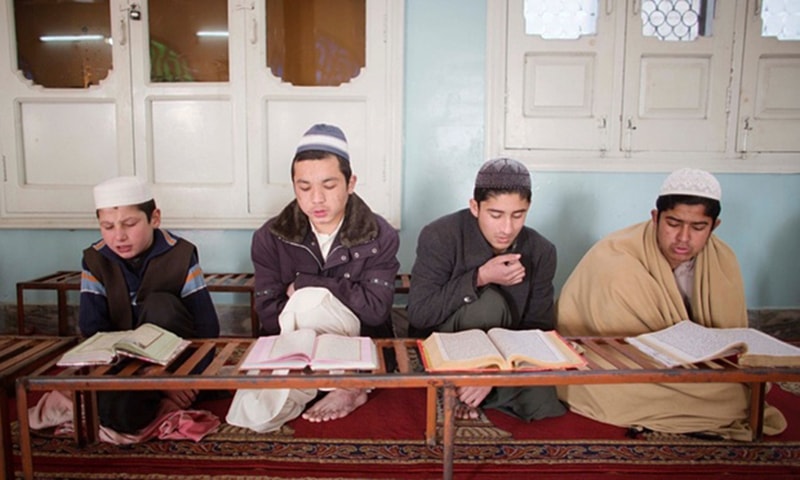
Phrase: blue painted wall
[{"left": 1, "top": 0, "right": 798, "bottom": 309}]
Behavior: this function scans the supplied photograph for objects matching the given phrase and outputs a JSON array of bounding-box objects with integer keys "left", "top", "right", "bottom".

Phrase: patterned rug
[{"left": 12, "top": 384, "right": 800, "bottom": 479}]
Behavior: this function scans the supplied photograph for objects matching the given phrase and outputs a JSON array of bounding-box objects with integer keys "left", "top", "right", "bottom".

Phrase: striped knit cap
[{"left": 295, "top": 123, "right": 349, "bottom": 162}]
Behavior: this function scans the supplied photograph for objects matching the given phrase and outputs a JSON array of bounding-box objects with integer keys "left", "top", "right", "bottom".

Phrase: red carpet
[{"left": 11, "top": 383, "right": 800, "bottom": 479}]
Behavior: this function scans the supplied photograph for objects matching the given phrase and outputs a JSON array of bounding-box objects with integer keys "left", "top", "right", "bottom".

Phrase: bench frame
[
  {"left": 16, "top": 271, "right": 412, "bottom": 338},
  {"left": 14, "top": 336, "right": 800, "bottom": 480},
  {"left": 0, "top": 335, "right": 76, "bottom": 480}
]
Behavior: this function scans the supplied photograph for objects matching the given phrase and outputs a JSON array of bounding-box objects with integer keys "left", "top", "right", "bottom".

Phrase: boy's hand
[{"left": 476, "top": 254, "right": 525, "bottom": 287}]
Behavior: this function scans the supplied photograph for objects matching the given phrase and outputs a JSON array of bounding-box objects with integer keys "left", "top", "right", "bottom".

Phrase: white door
[{"left": 0, "top": 0, "right": 134, "bottom": 220}]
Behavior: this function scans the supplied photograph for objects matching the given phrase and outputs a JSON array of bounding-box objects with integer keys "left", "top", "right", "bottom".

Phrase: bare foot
[
  {"left": 301, "top": 389, "right": 368, "bottom": 423},
  {"left": 454, "top": 401, "right": 481, "bottom": 420}
]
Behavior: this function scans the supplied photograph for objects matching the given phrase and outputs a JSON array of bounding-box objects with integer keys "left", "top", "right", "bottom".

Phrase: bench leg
[
  {"left": 425, "top": 385, "right": 438, "bottom": 445},
  {"left": 57, "top": 290, "right": 69, "bottom": 336},
  {"left": 16, "top": 380, "right": 34, "bottom": 480},
  {"left": 249, "top": 292, "right": 259, "bottom": 338},
  {"left": 1, "top": 388, "right": 12, "bottom": 480},
  {"left": 748, "top": 382, "right": 766, "bottom": 441},
  {"left": 442, "top": 383, "right": 457, "bottom": 480},
  {"left": 16, "top": 284, "right": 27, "bottom": 335}
]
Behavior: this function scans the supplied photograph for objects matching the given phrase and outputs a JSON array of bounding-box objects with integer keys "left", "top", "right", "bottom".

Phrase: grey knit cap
[{"left": 474, "top": 157, "right": 531, "bottom": 190}]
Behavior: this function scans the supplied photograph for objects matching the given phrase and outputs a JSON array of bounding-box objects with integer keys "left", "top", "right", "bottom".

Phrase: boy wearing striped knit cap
[{"left": 228, "top": 124, "right": 399, "bottom": 431}]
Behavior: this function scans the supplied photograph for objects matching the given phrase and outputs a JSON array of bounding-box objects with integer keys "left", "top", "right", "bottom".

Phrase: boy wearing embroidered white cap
[
  {"left": 80, "top": 176, "right": 220, "bottom": 434},
  {"left": 557, "top": 168, "right": 787, "bottom": 440},
  {"left": 228, "top": 124, "right": 399, "bottom": 431}
]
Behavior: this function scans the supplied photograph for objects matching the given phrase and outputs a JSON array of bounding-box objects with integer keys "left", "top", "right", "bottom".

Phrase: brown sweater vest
[{"left": 83, "top": 238, "right": 195, "bottom": 330}]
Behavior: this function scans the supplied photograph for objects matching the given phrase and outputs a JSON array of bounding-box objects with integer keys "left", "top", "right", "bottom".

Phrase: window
[
  {"left": 0, "top": 0, "right": 404, "bottom": 227},
  {"left": 487, "top": 0, "right": 800, "bottom": 172}
]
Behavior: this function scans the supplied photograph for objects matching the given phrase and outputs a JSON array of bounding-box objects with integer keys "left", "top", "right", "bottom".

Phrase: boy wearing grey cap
[
  {"left": 229, "top": 124, "right": 399, "bottom": 430},
  {"left": 80, "top": 176, "right": 220, "bottom": 433},
  {"left": 557, "top": 168, "right": 787, "bottom": 440},
  {"left": 408, "top": 158, "right": 566, "bottom": 422}
]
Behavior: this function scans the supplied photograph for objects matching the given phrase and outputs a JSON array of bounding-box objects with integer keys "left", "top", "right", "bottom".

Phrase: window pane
[
  {"left": 266, "top": 0, "right": 365, "bottom": 86},
  {"left": 524, "top": 0, "right": 598, "bottom": 39},
  {"left": 14, "top": 0, "right": 112, "bottom": 88},
  {"left": 148, "top": 0, "right": 229, "bottom": 82},
  {"left": 641, "top": 0, "right": 711, "bottom": 42},
  {"left": 762, "top": 0, "right": 800, "bottom": 40}
]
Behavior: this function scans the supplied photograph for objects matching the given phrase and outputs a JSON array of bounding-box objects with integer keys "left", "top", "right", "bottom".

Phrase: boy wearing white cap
[
  {"left": 227, "top": 124, "right": 399, "bottom": 431},
  {"left": 557, "top": 168, "right": 787, "bottom": 440},
  {"left": 80, "top": 176, "right": 220, "bottom": 433}
]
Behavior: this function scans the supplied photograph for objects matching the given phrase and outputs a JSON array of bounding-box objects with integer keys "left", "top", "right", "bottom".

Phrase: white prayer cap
[
  {"left": 659, "top": 168, "right": 721, "bottom": 201},
  {"left": 93, "top": 176, "right": 153, "bottom": 209}
]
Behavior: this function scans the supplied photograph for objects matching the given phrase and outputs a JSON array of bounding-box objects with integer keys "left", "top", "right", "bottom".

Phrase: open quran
[{"left": 626, "top": 321, "right": 800, "bottom": 368}]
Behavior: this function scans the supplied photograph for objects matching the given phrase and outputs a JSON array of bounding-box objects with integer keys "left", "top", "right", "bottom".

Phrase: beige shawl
[{"left": 556, "top": 221, "right": 786, "bottom": 440}]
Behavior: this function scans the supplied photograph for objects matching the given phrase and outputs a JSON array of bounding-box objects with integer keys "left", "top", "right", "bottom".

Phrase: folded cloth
[
  {"left": 28, "top": 390, "right": 220, "bottom": 444},
  {"left": 99, "top": 408, "right": 220, "bottom": 444}
]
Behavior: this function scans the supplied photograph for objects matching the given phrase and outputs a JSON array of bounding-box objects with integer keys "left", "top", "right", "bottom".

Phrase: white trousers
[{"left": 225, "top": 287, "right": 360, "bottom": 433}]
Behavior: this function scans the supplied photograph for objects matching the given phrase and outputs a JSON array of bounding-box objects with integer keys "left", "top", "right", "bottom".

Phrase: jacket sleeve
[
  {"left": 181, "top": 258, "right": 221, "bottom": 338},
  {"left": 407, "top": 223, "right": 479, "bottom": 330},
  {"left": 293, "top": 224, "right": 400, "bottom": 328},
  {"left": 251, "top": 226, "right": 289, "bottom": 335},
  {"left": 520, "top": 239, "right": 557, "bottom": 331},
  {"left": 78, "top": 258, "right": 113, "bottom": 337}
]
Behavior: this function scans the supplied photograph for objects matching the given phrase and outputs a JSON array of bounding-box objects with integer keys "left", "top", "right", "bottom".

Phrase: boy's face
[
  {"left": 651, "top": 203, "right": 719, "bottom": 270},
  {"left": 469, "top": 192, "right": 530, "bottom": 254},
  {"left": 292, "top": 154, "right": 356, "bottom": 234},
  {"left": 97, "top": 205, "right": 160, "bottom": 259}
]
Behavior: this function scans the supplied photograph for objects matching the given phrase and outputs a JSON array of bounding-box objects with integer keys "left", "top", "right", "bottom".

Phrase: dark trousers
[
  {"left": 98, "top": 293, "right": 196, "bottom": 433},
  {"left": 438, "top": 286, "right": 566, "bottom": 422}
]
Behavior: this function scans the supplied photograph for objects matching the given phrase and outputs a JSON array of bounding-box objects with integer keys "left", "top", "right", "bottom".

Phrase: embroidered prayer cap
[
  {"left": 474, "top": 157, "right": 531, "bottom": 191},
  {"left": 295, "top": 123, "right": 349, "bottom": 162},
  {"left": 93, "top": 176, "right": 153, "bottom": 209},
  {"left": 659, "top": 168, "right": 721, "bottom": 201}
]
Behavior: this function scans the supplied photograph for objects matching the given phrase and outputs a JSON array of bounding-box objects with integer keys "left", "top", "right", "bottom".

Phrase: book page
[
  {"left": 627, "top": 321, "right": 745, "bottom": 366},
  {"left": 266, "top": 329, "right": 316, "bottom": 360},
  {"left": 313, "top": 334, "right": 363, "bottom": 362},
  {"left": 488, "top": 328, "right": 567, "bottom": 365},
  {"left": 715, "top": 328, "right": 800, "bottom": 357},
  {"left": 115, "top": 324, "right": 185, "bottom": 364},
  {"left": 239, "top": 329, "right": 317, "bottom": 370},
  {"left": 57, "top": 331, "right": 127, "bottom": 366},
  {"left": 311, "top": 334, "right": 377, "bottom": 370},
  {"left": 118, "top": 323, "right": 164, "bottom": 349},
  {"left": 419, "top": 329, "right": 507, "bottom": 371},
  {"left": 434, "top": 329, "right": 503, "bottom": 362}
]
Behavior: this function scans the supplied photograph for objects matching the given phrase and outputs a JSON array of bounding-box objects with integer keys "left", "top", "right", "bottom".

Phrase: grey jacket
[{"left": 408, "top": 209, "right": 556, "bottom": 332}]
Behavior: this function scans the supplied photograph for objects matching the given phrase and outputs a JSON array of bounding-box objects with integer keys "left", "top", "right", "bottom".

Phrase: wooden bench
[
  {"left": 0, "top": 335, "right": 77, "bottom": 480},
  {"left": 14, "top": 336, "right": 800, "bottom": 480},
  {"left": 16, "top": 271, "right": 412, "bottom": 338}
]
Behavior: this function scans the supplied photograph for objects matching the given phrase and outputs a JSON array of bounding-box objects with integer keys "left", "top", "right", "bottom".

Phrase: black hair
[
  {"left": 656, "top": 194, "right": 721, "bottom": 222},
  {"left": 473, "top": 186, "right": 532, "bottom": 204},
  {"left": 291, "top": 150, "right": 352, "bottom": 183}
]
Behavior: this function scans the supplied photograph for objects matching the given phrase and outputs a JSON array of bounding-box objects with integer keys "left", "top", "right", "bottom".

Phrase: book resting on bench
[
  {"left": 57, "top": 323, "right": 190, "bottom": 367},
  {"left": 418, "top": 328, "right": 587, "bottom": 372}
]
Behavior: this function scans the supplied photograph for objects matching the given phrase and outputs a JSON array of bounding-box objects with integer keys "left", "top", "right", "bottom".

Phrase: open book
[
  {"left": 239, "top": 329, "right": 378, "bottom": 371},
  {"left": 57, "top": 323, "right": 190, "bottom": 367},
  {"left": 626, "top": 320, "right": 800, "bottom": 368},
  {"left": 418, "top": 328, "right": 586, "bottom": 372}
]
